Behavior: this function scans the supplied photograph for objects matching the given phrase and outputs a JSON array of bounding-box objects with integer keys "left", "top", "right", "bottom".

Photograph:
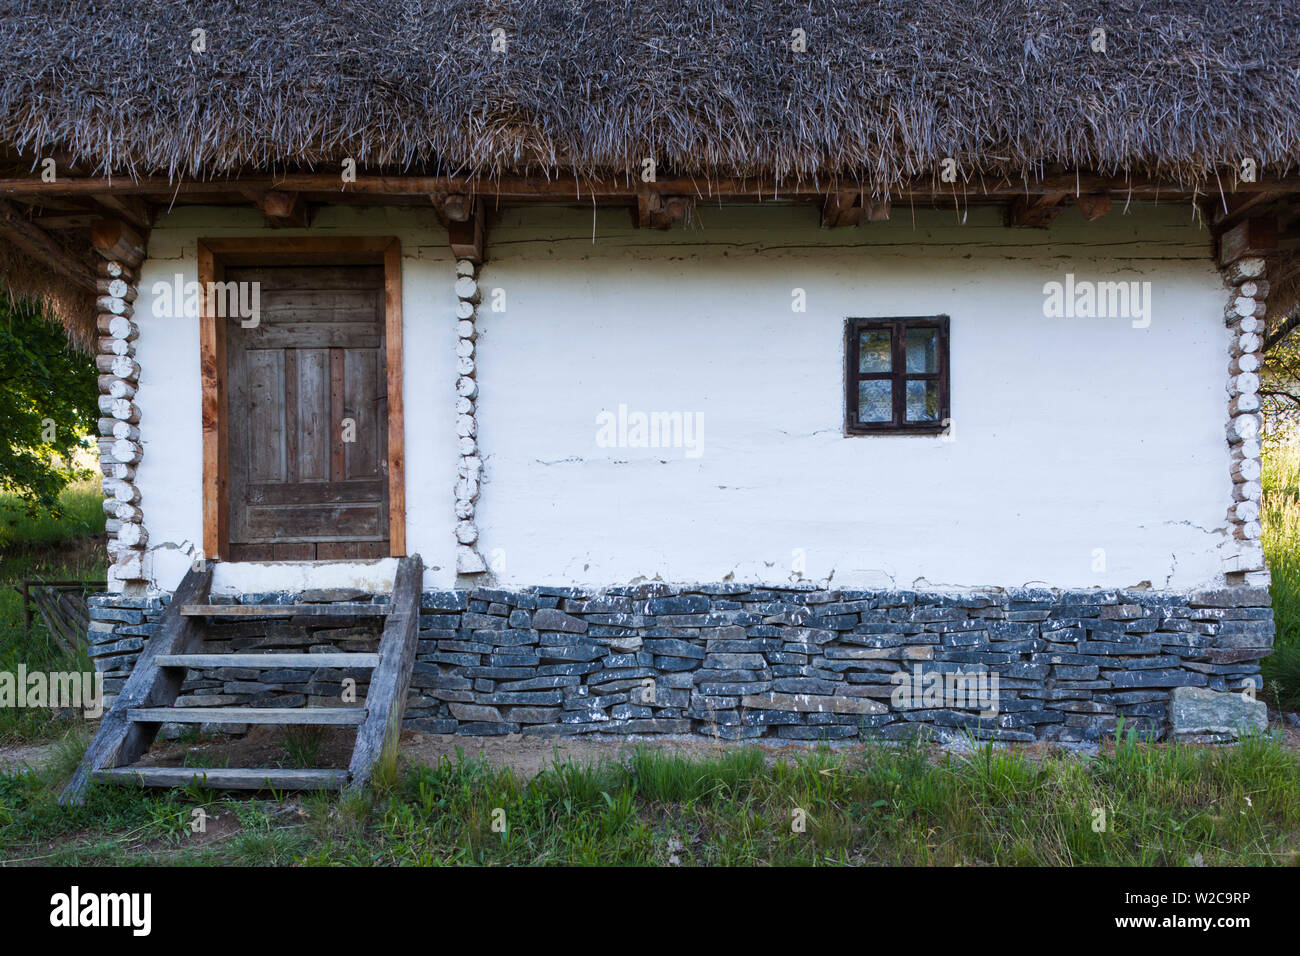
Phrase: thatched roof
[
  {"left": 2, "top": 0, "right": 1298, "bottom": 186},
  {"left": 2, "top": 0, "right": 1300, "bottom": 344}
]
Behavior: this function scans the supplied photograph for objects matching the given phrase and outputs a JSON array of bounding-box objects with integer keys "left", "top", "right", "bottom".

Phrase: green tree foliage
[
  {"left": 1263, "top": 307, "right": 1300, "bottom": 433},
  {"left": 0, "top": 295, "right": 97, "bottom": 511}
]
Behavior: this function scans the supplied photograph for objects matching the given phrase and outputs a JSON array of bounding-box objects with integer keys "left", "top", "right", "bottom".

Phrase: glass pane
[
  {"left": 858, "top": 380, "right": 892, "bottom": 423},
  {"left": 906, "top": 327, "right": 939, "bottom": 373},
  {"left": 906, "top": 380, "right": 939, "bottom": 422},
  {"left": 858, "top": 329, "right": 892, "bottom": 373}
]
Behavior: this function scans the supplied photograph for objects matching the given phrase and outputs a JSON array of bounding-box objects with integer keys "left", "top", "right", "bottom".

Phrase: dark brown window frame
[{"left": 844, "top": 315, "right": 950, "bottom": 435}]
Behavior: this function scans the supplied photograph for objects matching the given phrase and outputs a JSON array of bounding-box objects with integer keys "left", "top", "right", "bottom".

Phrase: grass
[
  {"left": 281, "top": 727, "right": 327, "bottom": 768},
  {"left": 0, "top": 478, "right": 105, "bottom": 744},
  {"left": 0, "top": 449, "right": 1295, "bottom": 867},
  {"left": 0, "top": 478, "right": 105, "bottom": 551},
  {"left": 1260, "top": 442, "right": 1300, "bottom": 707},
  {"left": 0, "top": 736, "right": 1296, "bottom": 866}
]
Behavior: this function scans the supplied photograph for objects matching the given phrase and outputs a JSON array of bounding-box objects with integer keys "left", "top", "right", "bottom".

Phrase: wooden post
[
  {"left": 1220, "top": 252, "right": 1270, "bottom": 579},
  {"left": 92, "top": 249, "right": 148, "bottom": 588},
  {"left": 347, "top": 555, "right": 422, "bottom": 791}
]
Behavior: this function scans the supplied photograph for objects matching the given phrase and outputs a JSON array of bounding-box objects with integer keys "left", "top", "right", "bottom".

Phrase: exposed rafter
[{"left": 0, "top": 198, "right": 98, "bottom": 290}]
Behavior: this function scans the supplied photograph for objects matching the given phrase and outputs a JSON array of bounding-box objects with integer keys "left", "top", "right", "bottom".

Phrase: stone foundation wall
[{"left": 87, "top": 583, "right": 1275, "bottom": 743}]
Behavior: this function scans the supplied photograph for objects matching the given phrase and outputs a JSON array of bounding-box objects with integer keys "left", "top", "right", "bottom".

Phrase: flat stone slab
[
  {"left": 742, "top": 692, "right": 887, "bottom": 715},
  {"left": 1169, "top": 686, "right": 1266, "bottom": 737}
]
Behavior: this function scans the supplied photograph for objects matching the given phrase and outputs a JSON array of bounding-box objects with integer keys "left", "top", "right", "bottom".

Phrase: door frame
[{"left": 198, "top": 236, "right": 406, "bottom": 561}]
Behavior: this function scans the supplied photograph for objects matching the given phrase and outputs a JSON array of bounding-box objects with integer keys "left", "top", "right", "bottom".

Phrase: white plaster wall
[
  {"left": 132, "top": 205, "right": 459, "bottom": 592},
  {"left": 130, "top": 200, "right": 1235, "bottom": 594},
  {"left": 473, "top": 203, "right": 1233, "bottom": 591}
]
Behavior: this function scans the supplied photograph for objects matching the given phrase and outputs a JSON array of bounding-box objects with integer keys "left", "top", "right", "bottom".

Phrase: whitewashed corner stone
[{"left": 457, "top": 547, "right": 487, "bottom": 574}]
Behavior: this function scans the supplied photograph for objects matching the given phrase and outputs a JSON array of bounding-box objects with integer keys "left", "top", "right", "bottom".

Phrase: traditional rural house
[{"left": 0, "top": 3, "right": 1293, "bottom": 795}]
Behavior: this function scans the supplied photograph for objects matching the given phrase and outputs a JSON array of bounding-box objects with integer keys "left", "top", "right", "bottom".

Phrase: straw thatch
[
  {"left": 1, "top": 0, "right": 1298, "bottom": 186},
  {"left": 1, "top": 0, "right": 1299, "bottom": 342}
]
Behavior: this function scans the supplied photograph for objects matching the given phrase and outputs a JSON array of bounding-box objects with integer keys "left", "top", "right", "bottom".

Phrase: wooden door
[{"left": 224, "top": 265, "right": 390, "bottom": 560}]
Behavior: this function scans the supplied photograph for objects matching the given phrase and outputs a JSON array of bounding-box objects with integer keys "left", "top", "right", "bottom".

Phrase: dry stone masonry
[
  {"left": 88, "top": 583, "right": 1275, "bottom": 743},
  {"left": 453, "top": 258, "right": 486, "bottom": 575}
]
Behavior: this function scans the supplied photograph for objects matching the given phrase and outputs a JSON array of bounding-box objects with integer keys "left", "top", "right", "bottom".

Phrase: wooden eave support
[
  {"left": 447, "top": 196, "right": 484, "bottom": 263},
  {"left": 0, "top": 198, "right": 98, "bottom": 291},
  {"left": 1007, "top": 192, "right": 1068, "bottom": 228},
  {"left": 242, "top": 189, "right": 310, "bottom": 228},
  {"left": 822, "top": 191, "right": 861, "bottom": 228},
  {"left": 1212, "top": 192, "right": 1288, "bottom": 238},
  {"left": 1219, "top": 217, "right": 1278, "bottom": 266},
  {"left": 635, "top": 191, "right": 692, "bottom": 230},
  {"left": 821, "top": 191, "right": 890, "bottom": 227},
  {"left": 91, "top": 217, "right": 148, "bottom": 267},
  {"left": 1074, "top": 194, "right": 1112, "bottom": 221}
]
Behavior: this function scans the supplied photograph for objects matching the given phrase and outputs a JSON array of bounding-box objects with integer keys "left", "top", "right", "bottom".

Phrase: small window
[{"left": 845, "top": 316, "right": 949, "bottom": 434}]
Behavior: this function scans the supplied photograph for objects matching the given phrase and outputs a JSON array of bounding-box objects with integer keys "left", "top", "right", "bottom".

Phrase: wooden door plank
[
  {"left": 383, "top": 240, "right": 406, "bottom": 557},
  {"left": 348, "top": 555, "right": 421, "bottom": 791},
  {"left": 60, "top": 565, "right": 214, "bottom": 805},
  {"left": 330, "top": 347, "right": 346, "bottom": 482}
]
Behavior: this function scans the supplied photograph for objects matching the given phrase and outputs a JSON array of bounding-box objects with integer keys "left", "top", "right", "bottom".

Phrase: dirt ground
[
  {"left": 2, "top": 719, "right": 1297, "bottom": 782},
  {"left": 0, "top": 741, "right": 59, "bottom": 774}
]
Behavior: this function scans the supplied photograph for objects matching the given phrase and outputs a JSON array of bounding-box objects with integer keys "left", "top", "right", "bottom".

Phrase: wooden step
[
  {"left": 156, "top": 653, "right": 379, "bottom": 669},
  {"left": 95, "top": 767, "right": 348, "bottom": 790},
  {"left": 128, "top": 707, "right": 366, "bottom": 726},
  {"left": 180, "top": 603, "right": 390, "bottom": 618}
]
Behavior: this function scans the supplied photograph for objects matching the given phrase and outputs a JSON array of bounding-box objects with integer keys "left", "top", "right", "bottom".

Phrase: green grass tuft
[{"left": 1261, "top": 442, "right": 1300, "bottom": 707}]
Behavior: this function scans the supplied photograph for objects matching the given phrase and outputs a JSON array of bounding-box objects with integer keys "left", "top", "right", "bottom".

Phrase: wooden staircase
[{"left": 61, "top": 555, "right": 422, "bottom": 804}]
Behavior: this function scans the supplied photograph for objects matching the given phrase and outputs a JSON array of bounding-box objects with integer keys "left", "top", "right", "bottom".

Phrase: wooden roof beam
[
  {"left": 0, "top": 199, "right": 98, "bottom": 291},
  {"left": 1212, "top": 191, "right": 1286, "bottom": 237},
  {"left": 91, "top": 194, "right": 153, "bottom": 232},
  {"left": 1007, "top": 192, "right": 1068, "bottom": 228},
  {"left": 10, "top": 172, "right": 1300, "bottom": 202}
]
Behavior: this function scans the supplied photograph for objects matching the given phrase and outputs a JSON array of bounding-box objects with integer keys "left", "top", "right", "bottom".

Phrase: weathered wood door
[{"left": 224, "top": 265, "right": 390, "bottom": 560}]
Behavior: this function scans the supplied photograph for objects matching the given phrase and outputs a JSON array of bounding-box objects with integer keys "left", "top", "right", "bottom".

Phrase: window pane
[
  {"left": 858, "top": 329, "right": 892, "bottom": 373},
  {"left": 858, "top": 380, "right": 892, "bottom": 423},
  {"left": 905, "top": 380, "right": 939, "bottom": 422},
  {"left": 906, "top": 327, "right": 939, "bottom": 373}
]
